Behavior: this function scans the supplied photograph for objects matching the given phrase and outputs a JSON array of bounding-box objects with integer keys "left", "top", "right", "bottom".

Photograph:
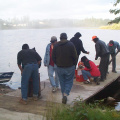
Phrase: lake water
[{"left": 0, "top": 28, "right": 120, "bottom": 89}]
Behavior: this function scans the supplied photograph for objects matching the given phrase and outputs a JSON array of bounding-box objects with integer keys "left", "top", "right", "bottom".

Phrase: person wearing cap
[
  {"left": 52, "top": 33, "right": 78, "bottom": 104},
  {"left": 70, "top": 32, "right": 89, "bottom": 66},
  {"left": 92, "top": 36, "right": 109, "bottom": 81},
  {"left": 44, "top": 36, "right": 59, "bottom": 92},
  {"left": 107, "top": 40, "right": 120, "bottom": 73}
]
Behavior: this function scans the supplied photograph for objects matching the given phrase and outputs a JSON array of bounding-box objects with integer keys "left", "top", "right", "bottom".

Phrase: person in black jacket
[
  {"left": 52, "top": 33, "right": 77, "bottom": 104},
  {"left": 70, "top": 32, "right": 89, "bottom": 66},
  {"left": 92, "top": 36, "right": 109, "bottom": 81},
  {"left": 17, "top": 44, "right": 42, "bottom": 104}
]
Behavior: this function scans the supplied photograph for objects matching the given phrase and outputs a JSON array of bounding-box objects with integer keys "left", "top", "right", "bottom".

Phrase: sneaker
[
  {"left": 96, "top": 79, "right": 100, "bottom": 85},
  {"left": 62, "top": 96, "right": 67, "bottom": 104},
  {"left": 52, "top": 87, "right": 56, "bottom": 92},
  {"left": 56, "top": 87, "right": 60, "bottom": 91},
  {"left": 94, "top": 77, "right": 100, "bottom": 85},
  {"left": 100, "top": 77, "right": 105, "bottom": 82},
  {"left": 84, "top": 79, "right": 90, "bottom": 84},
  {"left": 112, "top": 70, "right": 117, "bottom": 73},
  {"left": 19, "top": 99, "right": 27, "bottom": 105}
]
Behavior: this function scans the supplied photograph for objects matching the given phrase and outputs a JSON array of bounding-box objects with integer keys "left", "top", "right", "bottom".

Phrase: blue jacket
[
  {"left": 44, "top": 43, "right": 51, "bottom": 66},
  {"left": 107, "top": 41, "right": 120, "bottom": 54}
]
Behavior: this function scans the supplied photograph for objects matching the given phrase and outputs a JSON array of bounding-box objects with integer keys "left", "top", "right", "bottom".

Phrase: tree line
[{"left": 0, "top": 17, "right": 110, "bottom": 30}]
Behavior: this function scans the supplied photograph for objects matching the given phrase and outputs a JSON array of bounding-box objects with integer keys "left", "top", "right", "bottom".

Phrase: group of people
[{"left": 17, "top": 32, "right": 120, "bottom": 105}]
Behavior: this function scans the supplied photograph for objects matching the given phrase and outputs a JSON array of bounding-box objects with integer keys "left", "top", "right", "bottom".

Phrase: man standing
[
  {"left": 107, "top": 40, "right": 120, "bottom": 73},
  {"left": 70, "top": 32, "right": 89, "bottom": 65},
  {"left": 92, "top": 36, "right": 109, "bottom": 81},
  {"left": 44, "top": 36, "right": 59, "bottom": 92},
  {"left": 52, "top": 33, "right": 78, "bottom": 104},
  {"left": 17, "top": 44, "right": 42, "bottom": 104}
]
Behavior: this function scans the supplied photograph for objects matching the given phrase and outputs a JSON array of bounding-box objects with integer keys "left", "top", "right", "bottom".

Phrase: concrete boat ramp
[
  {"left": 0, "top": 71, "right": 119, "bottom": 115},
  {"left": 0, "top": 54, "right": 120, "bottom": 119}
]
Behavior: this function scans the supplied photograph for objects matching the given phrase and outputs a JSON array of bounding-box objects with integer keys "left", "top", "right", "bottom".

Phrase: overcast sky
[{"left": 0, "top": 0, "right": 116, "bottom": 20}]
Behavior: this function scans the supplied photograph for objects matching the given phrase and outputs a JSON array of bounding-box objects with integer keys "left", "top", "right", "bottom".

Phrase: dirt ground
[{"left": 0, "top": 84, "right": 14, "bottom": 95}]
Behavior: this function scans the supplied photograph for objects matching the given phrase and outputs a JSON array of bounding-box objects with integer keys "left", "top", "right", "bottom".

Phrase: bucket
[
  {"left": 75, "top": 70, "right": 85, "bottom": 82},
  {"left": 28, "top": 73, "right": 41, "bottom": 97}
]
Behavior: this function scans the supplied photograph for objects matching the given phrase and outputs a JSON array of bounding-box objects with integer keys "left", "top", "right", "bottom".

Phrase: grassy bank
[
  {"left": 44, "top": 98, "right": 120, "bottom": 120},
  {"left": 100, "top": 23, "right": 120, "bottom": 30}
]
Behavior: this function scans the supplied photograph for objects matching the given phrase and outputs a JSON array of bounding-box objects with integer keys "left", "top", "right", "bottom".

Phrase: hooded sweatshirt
[
  {"left": 70, "top": 37, "right": 87, "bottom": 56},
  {"left": 52, "top": 40, "right": 78, "bottom": 67}
]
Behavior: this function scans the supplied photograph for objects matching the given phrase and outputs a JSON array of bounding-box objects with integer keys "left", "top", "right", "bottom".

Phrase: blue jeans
[
  {"left": 81, "top": 70, "right": 91, "bottom": 80},
  {"left": 21, "top": 63, "right": 39, "bottom": 100},
  {"left": 57, "top": 65, "right": 75, "bottom": 96},
  {"left": 48, "top": 65, "right": 59, "bottom": 87}
]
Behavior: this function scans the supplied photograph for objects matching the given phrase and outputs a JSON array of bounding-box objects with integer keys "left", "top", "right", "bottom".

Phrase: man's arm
[
  {"left": 18, "top": 64, "right": 23, "bottom": 75},
  {"left": 80, "top": 40, "right": 89, "bottom": 54},
  {"left": 95, "top": 44, "right": 100, "bottom": 60},
  {"left": 38, "top": 60, "right": 41, "bottom": 68},
  {"left": 44, "top": 45, "right": 49, "bottom": 66},
  {"left": 116, "top": 42, "right": 120, "bottom": 52},
  {"left": 52, "top": 45, "right": 57, "bottom": 64},
  {"left": 35, "top": 52, "right": 42, "bottom": 68},
  {"left": 17, "top": 52, "right": 23, "bottom": 75},
  {"left": 71, "top": 45, "right": 78, "bottom": 65}
]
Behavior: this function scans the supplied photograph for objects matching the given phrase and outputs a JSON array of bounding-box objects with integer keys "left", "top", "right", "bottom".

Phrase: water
[
  {"left": 115, "top": 102, "right": 120, "bottom": 111},
  {"left": 0, "top": 28, "right": 120, "bottom": 89}
]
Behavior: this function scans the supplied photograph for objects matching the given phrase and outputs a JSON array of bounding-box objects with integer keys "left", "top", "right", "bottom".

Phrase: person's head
[
  {"left": 60, "top": 33, "right": 67, "bottom": 40},
  {"left": 22, "top": 44, "right": 29, "bottom": 50},
  {"left": 74, "top": 32, "right": 82, "bottom": 38},
  {"left": 109, "top": 40, "right": 114, "bottom": 46},
  {"left": 92, "top": 36, "right": 99, "bottom": 43},
  {"left": 50, "top": 36, "right": 57, "bottom": 44},
  {"left": 81, "top": 56, "right": 88, "bottom": 63}
]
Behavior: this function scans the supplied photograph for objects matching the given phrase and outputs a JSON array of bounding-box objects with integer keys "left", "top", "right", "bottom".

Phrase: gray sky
[{"left": 0, "top": 0, "right": 116, "bottom": 20}]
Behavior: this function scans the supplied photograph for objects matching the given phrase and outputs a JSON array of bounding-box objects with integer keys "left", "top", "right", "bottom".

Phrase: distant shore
[{"left": 99, "top": 23, "right": 120, "bottom": 30}]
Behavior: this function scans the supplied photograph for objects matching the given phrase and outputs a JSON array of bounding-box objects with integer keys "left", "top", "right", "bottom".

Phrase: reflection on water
[
  {"left": 0, "top": 28, "right": 119, "bottom": 89},
  {"left": 115, "top": 102, "right": 120, "bottom": 111}
]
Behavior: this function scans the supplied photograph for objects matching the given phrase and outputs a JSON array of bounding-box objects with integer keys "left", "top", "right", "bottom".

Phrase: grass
[
  {"left": 99, "top": 23, "right": 120, "bottom": 30},
  {"left": 44, "top": 97, "right": 120, "bottom": 120}
]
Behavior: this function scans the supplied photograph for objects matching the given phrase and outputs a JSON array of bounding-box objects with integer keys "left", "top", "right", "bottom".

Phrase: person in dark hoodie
[
  {"left": 92, "top": 36, "right": 109, "bottom": 81},
  {"left": 52, "top": 33, "right": 78, "bottom": 104},
  {"left": 80, "top": 56, "right": 101, "bottom": 85},
  {"left": 70, "top": 32, "right": 89, "bottom": 66}
]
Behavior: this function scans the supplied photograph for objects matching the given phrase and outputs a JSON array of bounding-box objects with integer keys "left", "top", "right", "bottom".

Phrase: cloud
[{"left": 0, "top": 0, "right": 114, "bottom": 20}]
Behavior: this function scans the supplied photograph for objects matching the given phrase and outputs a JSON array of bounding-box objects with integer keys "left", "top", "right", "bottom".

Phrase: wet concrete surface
[
  {"left": 0, "top": 71, "right": 119, "bottom": 115},
  {"left": 0, "top": 53, "right": 120, "bottom": 119}
]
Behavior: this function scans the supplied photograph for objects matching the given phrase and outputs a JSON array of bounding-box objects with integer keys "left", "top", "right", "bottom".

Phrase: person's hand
[
  {"left": 21, "top": 69, "right": 23, "bottom": 76},
  {"left": 87, "top": 51, "right": 90, "bottom": 54}
]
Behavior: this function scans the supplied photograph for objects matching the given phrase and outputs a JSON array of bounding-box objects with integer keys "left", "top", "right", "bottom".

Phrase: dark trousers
[
  {"left": 99, "top": 54, "right": 109, "bottom": 80},
  {"left": 110, "top": 53, "right": 116, "bottom": 71}
]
